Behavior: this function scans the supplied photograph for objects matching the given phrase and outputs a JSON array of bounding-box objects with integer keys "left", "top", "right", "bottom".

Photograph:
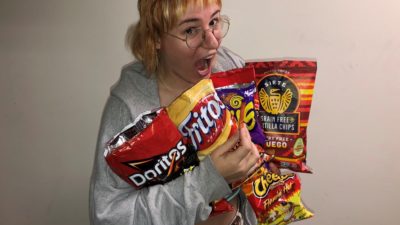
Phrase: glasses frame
[{"left": 166, "top": 15, "right": 230, "bottom": 49}]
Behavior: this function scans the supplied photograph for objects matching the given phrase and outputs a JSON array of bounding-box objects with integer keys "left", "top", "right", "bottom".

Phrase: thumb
[{"left": 239, "top": 122, "right": 250, "bottom": 142}]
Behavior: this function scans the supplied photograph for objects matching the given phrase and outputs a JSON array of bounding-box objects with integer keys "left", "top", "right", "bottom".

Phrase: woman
[{"left": 89, "top": 1, "right": 261, "bottom": 224}]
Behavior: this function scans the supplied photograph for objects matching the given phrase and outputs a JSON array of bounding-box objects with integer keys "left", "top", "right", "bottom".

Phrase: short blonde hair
[{"left": 126, "top": 0, "right": 222, "bottom": 74}]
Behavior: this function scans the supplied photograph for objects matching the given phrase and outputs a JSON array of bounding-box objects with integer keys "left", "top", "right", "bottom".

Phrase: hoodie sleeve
[
  {"left": 213, "top": 46, "right": 246, "bottom": 72},
  {"left": 89, "top": 95, "right": 232, "bottom": 225}
]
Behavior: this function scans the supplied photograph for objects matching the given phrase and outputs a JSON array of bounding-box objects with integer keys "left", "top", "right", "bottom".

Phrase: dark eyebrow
[{"left": 178, "top": 9, "right": 221, "bottom": 26}]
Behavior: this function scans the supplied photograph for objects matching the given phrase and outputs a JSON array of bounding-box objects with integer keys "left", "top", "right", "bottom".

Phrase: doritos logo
[{"left": 124, "top": 140, "right": 196, "bottom": 188}]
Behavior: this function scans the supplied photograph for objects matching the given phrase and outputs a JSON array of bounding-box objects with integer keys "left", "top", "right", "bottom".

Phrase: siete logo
[
  {"left": 258, "top": 74, "right": 299, "bottom": 115},
  {"left": 178, "top": 93, "right": 226, "bottom": 150},
  {"left": 125, "top": 140, "right": 187, "bottom": 187},
  {"left": 257, "top": 73, "right": 300, "bottom": 134}
]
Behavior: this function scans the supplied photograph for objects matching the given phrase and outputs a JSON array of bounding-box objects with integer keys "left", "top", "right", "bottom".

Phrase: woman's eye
[
  {"left": 209, "top": 18, "right": 219, "bottom": 27},
  {"left": 185, "top": 28, "right": 195, "bottom": 35},
  {"left": 184, "top": 27, "right": 199, "bottom": 37},
  {"left": 185, "top": 28, "right": 194, "bottom": 34}
]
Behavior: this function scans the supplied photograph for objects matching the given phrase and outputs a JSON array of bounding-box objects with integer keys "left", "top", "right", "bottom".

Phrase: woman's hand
[
  {"left": 210, "top": 123, "right": 261, "bottom": 184},
  {"left": 267, "top": 161, "right": 281, "bottom": 175}
]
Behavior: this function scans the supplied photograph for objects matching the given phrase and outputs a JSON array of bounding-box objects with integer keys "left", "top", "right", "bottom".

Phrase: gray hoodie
[{"left": 89, "top": 46, "right": 257, "bottom": 225}]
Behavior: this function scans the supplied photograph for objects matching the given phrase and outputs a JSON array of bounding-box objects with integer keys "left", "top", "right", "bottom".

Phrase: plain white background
[{"left": 1, "top": 0, "right": 399, "bottom": 224}]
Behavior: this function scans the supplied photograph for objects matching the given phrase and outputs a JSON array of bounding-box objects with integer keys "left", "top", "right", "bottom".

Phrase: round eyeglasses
[{"left": 166, "top": 15, "right": 230, "bottom": 49}]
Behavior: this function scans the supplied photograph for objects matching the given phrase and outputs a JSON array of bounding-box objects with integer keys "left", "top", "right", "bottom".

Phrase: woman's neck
[{"left": 156, "top": 67, "right": 195, "bottom": 106}]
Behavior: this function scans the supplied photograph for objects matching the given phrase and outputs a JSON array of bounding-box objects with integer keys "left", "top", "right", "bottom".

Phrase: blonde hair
[{"left": 126, "top": 0, "right": 222, "bottom": 74}]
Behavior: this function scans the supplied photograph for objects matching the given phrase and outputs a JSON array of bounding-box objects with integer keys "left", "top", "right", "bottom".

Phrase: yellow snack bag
[{"left": 167, "top": 79, "right": 238, "bottom": 160}]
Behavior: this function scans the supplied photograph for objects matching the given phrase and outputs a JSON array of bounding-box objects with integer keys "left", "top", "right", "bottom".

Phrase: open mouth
[{"left": 195, "top": 57, "right": 212, "bottom": 77}]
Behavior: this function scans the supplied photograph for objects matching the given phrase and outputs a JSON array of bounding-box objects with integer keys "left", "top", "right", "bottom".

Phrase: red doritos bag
[{"left": 104, "top": 108, "right": 199, "bottom": 189}]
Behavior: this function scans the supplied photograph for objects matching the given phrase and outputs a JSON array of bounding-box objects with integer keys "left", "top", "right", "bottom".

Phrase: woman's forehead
[
  {"left": 177, "top": 3, "right": 220, "bottom": 26},
  {"left": 161, "top": 0, "right": 221, "bottom": 31}
]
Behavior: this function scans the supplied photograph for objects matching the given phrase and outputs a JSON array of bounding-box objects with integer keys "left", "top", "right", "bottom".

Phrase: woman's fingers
[
  {"left": 210, "top": 131, "right": 239, "bottom": 156},
  {"left": 210, "top": 121, "right": 264, "bottom": 183},
  {"left": 268, "top": 161, "right": 281, "bottom": 175}
]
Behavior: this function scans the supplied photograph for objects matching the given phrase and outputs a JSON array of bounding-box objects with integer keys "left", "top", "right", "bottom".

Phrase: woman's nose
[{"left": 201, "top": 29, "right": 219, "bottom": 49}]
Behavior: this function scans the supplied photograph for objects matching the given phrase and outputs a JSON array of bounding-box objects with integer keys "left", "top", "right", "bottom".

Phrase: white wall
[{"left": 1, "top": 0, "right": 399, "bottom": 225}]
